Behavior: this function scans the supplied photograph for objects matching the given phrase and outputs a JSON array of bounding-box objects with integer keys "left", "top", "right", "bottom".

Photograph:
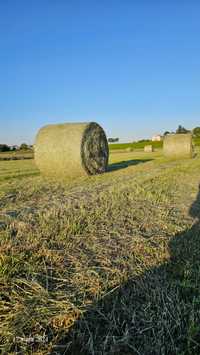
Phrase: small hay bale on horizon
[
  {"left": 144, "top": 145, "right": 154, "bottom": 153},
  {"left": 125, "top": 147, "right": 134, "bottom": 152},
  {"left": 35, "top": 122, "right": 109, "bottom": 178},
  {"left": 163, "top": 133, "right": 193, "bottom": 159}
]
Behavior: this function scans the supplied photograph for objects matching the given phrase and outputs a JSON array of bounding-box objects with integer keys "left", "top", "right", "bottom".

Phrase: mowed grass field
[
  {"left": 0, "top": 149, "right": 200, "bottom": 354},
  {"left": 0, "top": 150, "right": 33, "bottom": 161}
]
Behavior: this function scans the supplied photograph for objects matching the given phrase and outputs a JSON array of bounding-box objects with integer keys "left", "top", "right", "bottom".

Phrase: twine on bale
[
  {"left": 35, "top": 122, "right": 109, "bottom": 177},
  {"left": 163, "top": 133, "right": 193, "bottom": 159}
]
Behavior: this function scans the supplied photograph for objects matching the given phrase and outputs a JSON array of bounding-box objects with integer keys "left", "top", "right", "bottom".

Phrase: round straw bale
[
  {"left": 163, "top": 133, "right": 193, "bottom": 159},
  {"left": 125, "top": 147, "right": 134, "bottom": 152},
  {"left": 35, "top": 122, "right": 109, "bottom": 177},
  {"left": 144, "top": 145, "right": 154, "bottom": 153}
]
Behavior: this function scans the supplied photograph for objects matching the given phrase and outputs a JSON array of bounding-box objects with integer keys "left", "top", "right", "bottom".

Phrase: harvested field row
[
  {"left": 0, "top": 156, "right": 33, "bottom": 161},
  {"left": 0, "top": 151, "right": 34, "bottom": 161},
  {"left": 0, "top": 150, "right": 200, "bottom": 354}
]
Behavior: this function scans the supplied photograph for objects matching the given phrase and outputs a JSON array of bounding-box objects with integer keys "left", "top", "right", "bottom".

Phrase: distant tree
[
  {"left": 163, "top": 131, "right": 170, "bottom": 136},
  {"left": 20, "top": 143, "right": 29, "bottom": 150},
  {"left": 176, "top": 125, "right": 190, "bottom": 134},
  {"left": 0, "top": 144, "right": 10, "bottom": 152},
  {"left": 108, "top": 138, "right": 119, "bottom": 143},
  {"left": 193, "top": 127, "right": 200, "bottom": 137}
]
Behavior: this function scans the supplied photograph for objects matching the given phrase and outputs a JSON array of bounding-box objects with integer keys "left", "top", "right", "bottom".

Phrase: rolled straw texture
[
  {"left": 144, "top": 145, "right": 154, "bottom": 153},
  {"left": 35, "top": 122, "right": 109, "bottom": 177},
  {"left": 163, "top": 133, "right": 193, "bottom": 159}
]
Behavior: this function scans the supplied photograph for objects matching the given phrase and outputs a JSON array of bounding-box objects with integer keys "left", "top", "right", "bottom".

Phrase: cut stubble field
[{"left": 0, "top": 149, "right": 200, "bottom": 354}]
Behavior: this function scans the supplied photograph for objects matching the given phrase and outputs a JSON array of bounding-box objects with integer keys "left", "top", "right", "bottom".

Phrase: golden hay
[
  {"left": 35, "top": 122, "right": 109, "bottom": 177},
  {"left": 163, "top": 133, "right": 193, "bottom": 159},
  {"left": 144, "top": 145, "right": 154, "bottom": 153}
]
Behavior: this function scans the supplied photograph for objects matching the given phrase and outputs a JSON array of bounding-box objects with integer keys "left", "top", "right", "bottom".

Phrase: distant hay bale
[
  {"left": 35, "top": 122, "right": 109, "bottom": 177},
  {"left": 125, "top": 147, "right": 134, "bottom": 152},
  {"left": 163, "top": 133, "right": 193, "bottom": 159},
  {"left": 144, "top": 145, "right": 154, "bottom": 153}
]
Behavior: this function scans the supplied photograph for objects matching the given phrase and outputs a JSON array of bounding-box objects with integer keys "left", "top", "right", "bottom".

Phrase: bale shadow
[
  {"left": 51, "top": 187, "right": 200, "bottom": 355},
  {"left": 108, "top": 159, "right": 153, "bottom": 172}
]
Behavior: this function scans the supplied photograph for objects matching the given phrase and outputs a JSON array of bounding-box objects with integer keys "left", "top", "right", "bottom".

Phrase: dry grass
[{"left": 0, "top": 150, "right": 200, "bottom": 354}]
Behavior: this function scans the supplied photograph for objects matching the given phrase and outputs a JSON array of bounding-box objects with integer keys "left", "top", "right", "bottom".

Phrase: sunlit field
[{"left": 0, "top": 149, "right": 200, "bottom": 354}]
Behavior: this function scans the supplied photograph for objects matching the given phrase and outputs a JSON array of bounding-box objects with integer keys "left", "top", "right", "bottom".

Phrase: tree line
[
  {"left": 164, "top": 125, "right": 200, "bottom": 136},
  {"left": 0, "top": 143, "right": 32, "bottom": 152}
]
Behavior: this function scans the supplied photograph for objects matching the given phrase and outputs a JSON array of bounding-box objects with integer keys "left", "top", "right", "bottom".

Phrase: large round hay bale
[
  {"left": 35, "top": 122, "right": 109, "bottom": 177},
  {"left": 163, "top": 133, "right": 193, "bottom": 159},
  {"left": 144, "top": 145, "right": 154, "bottom": 153}
]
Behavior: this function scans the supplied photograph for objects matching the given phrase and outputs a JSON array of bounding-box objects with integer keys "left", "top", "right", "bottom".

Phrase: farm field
[
  {"left": 109, "top": 136, "right": 200, "bottom": 150},
  {"left": 0, "top": 150, "right": 33, "bottom": 161},
  {"left": 0, "top": 150, "right": 200, "bottom": 354}
]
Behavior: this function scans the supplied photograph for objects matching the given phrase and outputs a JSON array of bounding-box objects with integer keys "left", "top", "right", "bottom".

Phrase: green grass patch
[
  {"left": 109, "top": 136, "right": 200, "bottom": 151},
  {"left": 194, "top": 137, "right": 200, "bottom": 146},
  {"left": 109, "top": 141, "right": 163, "bottom": 150}
]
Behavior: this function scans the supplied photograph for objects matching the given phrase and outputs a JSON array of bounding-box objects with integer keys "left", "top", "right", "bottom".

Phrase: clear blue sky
[{"left": 0, "top": 0, "right": 200, "bottom": 144}]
